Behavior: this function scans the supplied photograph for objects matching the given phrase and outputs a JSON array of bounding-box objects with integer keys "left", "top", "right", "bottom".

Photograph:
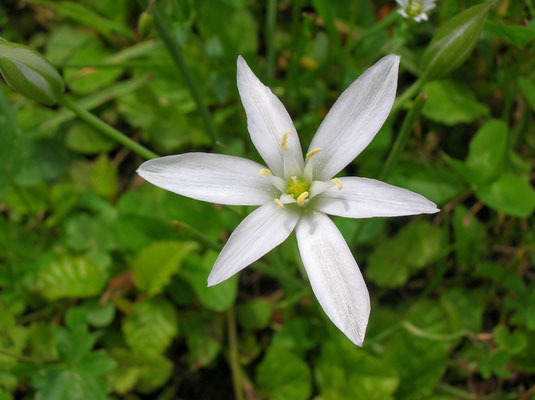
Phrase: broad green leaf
[
  {"left": 493, "top": 326, "right": 527, "bottom": 355},
  {"left": 237, "top": 299, "right": 273, "bottom": 330},
  {"left": 108, "top": 349, "right": 173, "bottom": 394},
  {"left": 35, "top": 256, "right": 107, "bottom": 300},
  {"left": 486, "top": 20, "right": 535, "bottom": 48},
  {"left": 91, "top": 155, "right": 118, "bottom": 200},
  {"left": 0, "top": 39, "right": 64, "bottom": 105},
  {"left": 0, "top": 86, "right": 28, "bottom": 176},
  {"left": 33, "top": 369, "right": 111, "bottom": 400},
  {"left": 519, "top": 76, "right": 535, "bottom": 112},
  {"left": 256, "top": 346, "right": 311, "bottom": 400},
  {"left": 181, "top": 251, "right": 238, "bottom": 312},
  {"left": 181, "top": 313, "right": 222, "bottom": 369},
  {"left": 480, "top": 349, "right": 511, "bottom": 379},
  {"left": 66, "top": 122, "right": 115, "bottom": 154},
  {"left": 85, "top": 301, "right": 115, "bottom": 328},
  {"left": 122, "top": 299, "right": 178, "bottom": 356},
  {"left": 422, "top": 1, "right": 493, "bottom": 80},
  {"left": 422, "top": 80, "right": 489, "bottom": 125},
  {"left": 271, "top": 318, "right": 320, "bottom": 356},
  {"left": 316, "top": 340, "right": 399, "bottom": 400},
  {"left": 366, "top": 221, "right": 444, "bottom": 288},
  {"left": 132, "top": 240, "right": 198, "bottom": 297},
  {"left": 476, "top": 173, "right": 535, "bottom": 217}
]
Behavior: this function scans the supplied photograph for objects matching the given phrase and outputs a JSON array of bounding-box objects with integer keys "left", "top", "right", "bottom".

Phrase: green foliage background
[{"left": 1, "top": 0, "right": 535, "bottom": 399}]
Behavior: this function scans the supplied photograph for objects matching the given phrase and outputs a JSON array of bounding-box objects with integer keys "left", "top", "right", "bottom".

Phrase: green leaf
[
  {"left": 133, "top": 240, "right": 198, "bottom": 297},
  {"left": 493, "top": 326, "right": 527, "bottom": 355},
  {"left": 85, "top": 301, "right": 115, "bottom": 328},
  {"left": 476, "top": 173, "right": 535, "bottom": 217},
  {"left": 422, "top": 1, "right": 493, "bottom": 80},
  {"left": 66, "top": 122, "right": 115, "bottom": 154},
  {"left": 271, "top": 318, "right": 320, "bottom": 356},
  {"left": 422, "top": 80, "right": 489, "bottom": 125},
  {"left": 366, "top": 221, "right": 444, "bottom": 288},
  {"left": 237, "top": 299, "right": 273, "bottom": 330},
  {"left": 0, "top": 86, "right": 28, "bottom": 177},
  {"left": 486, "top": 20, "right": 535, "bottom": 48},
  {"left": 181, "top": 313, "right": 222, "bottom": 369},
  {"left": 33, "top": 369, "right": 112, "bottom": 400},
  {"left": 0, "top": 38, "right": 64, "bottom": 105},
  {"left": 256, "top": 346, "right": 311, "bottom": 400},
  {"left": 35, "top": 256, "right": 107, "bottom": 300},
  {"left": 181, "top": 251, "right": 238, "bottom": 312},
  {"left": 316, "top": 340, "right": 399, "bottom": 400},
  {"left": 25, "top": 0, "right": 134, "bottom": 41},
  {"left": 91, "top": 155, "right": 118, "bottom": 200},
  {"left": 122, "top": 299, "right": 178, "bottom": 356},
  {"left": 518, "top": 76, "right": 535, "bottom": 112},
  {"left": 452, "top": 206, "right": 487, "bottom": 270}
]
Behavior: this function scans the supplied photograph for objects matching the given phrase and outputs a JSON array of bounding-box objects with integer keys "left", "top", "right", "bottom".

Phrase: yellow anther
[
  {"left": 281, "top": 131, "right": 292, "bottom": 150},
  {"left": 306, "top": 147, "right": 322, "bottom": 159},
  {"left": 274, "top": 199, "right": 285, "bottom": 209},
  {"left": 259, "top": 168, "right": 272, "bottom": 177},
  {"left": 296, "top": 191, "right": 309, "bottom": 206},
  {"left": 331, "top": 178, "right": 342, "bottom": 190}
]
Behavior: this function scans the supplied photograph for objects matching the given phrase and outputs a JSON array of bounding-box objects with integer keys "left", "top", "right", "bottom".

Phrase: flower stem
[
  {"left": 149, "top": 2, "right": 220, "bottom": 144},
  {"left": 391, "top": 76, "right": 426, "bottom": 114},
  {"left": 379, "top": 92, "right": 427, "bottom": 180},
  {"left": 59, "top": 96, "right": 158, "bottom": 160},
  {"left": 265, "top": 0, "right": 277, "bottom": 80},
  {"left": 227, "top": 306, "right": 244, "bottom": 400}
]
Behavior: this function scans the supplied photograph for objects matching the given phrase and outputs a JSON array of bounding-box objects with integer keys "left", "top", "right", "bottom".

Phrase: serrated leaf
[
  {"left": 35, "top": 256, "right": 107, "bottom": 300},
  {"left": 133, "top": 240, "right": 198, "bottom": 297},
  {"left": 256, "top": 346, "right": 311, "bottom": 400},
  {"left": 493, "top": 326, "right": 527, "bottom": 355},
  {"left": 476, "top": 173, "right": 535, "bottom": 217},
  {"left": 182, "top": 313, "right": 222, "bottom": 369},
  {"left": 122, "top": 299, "right": 178, "bottom": 356}
]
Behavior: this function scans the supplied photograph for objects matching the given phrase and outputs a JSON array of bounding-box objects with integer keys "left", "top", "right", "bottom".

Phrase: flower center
[
  {"left": 407, "top": 1, "right": 422, "bottom": 17},
  {"left": 287, "top": 176, "right": 310, "bottom": 205}
]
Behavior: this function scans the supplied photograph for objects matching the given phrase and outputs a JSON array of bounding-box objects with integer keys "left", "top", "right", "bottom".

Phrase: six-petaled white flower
[
  {"left": 396, "top": 0, "right": 437, "bottom": 22},
  {"left": 137, "top": 55, "right": 439, "bottom": 345}
]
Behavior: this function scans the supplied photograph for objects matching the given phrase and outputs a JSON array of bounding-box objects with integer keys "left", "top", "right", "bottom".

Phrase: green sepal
[
  {"left": 421, "top": 1, "right": 494, "bottom": 81},
  {"left": 0, "top": 38, "right": 64, "bottom": 105}
]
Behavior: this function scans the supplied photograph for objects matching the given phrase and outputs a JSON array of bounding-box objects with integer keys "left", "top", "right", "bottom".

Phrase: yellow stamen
[
  {"left": 259, "top": 168, "right": 272, "bottom": 177},
  {"left": 331, "top": 178, "right": 342, "bottom": 190},
  {"left": 296, "top": 191, "right": 309, "bottom": 206},
  {"left": 306, "top": 147, "right": 322, "bottom": 159},
  {"left": 281, "top": 131, "right": 292, "bottom": 150},
  {"left": 274, "top": 199, "right": 285, "bottom": 209}
]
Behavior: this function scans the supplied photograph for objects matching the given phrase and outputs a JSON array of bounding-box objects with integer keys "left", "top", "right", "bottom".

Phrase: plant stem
[
  {"left": 379, "top": 93, "right": 427, "bottom": 180},
  {"left": 391, "top": 77, "right": 426, "bottom": 114},
  {"left": 149, "top": 3, "right": 220, "bottom": 144},
  {"left": 59, "top": 96, "right": 158, "bottom": 160},
  {"left": 227, "top": 307, "right": 244, "bottom": 400},
  {"left": 265, "top": 0, "right": 277, "bottom": 80}
]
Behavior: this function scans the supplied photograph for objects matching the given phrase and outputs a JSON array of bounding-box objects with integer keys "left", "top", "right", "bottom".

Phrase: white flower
[
  {"left": 137, "top": 55, "right": 439, "bottom": 346},
  {"left": 396, "top": 0, "right": 437, "bottom": 22}
]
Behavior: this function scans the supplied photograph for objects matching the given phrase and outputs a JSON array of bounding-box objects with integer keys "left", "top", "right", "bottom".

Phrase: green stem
[
  {"left": 149, "top": 2, "right": 220, "bottom": 143},
  {"left": 265, "top": 0, "right": 277, "bottom": 80},
  {"left": 227, "top": 307, "right": 244, "bottom": 400},
  {"left": 402, "top": 321, "right": 467, "bottom": 341},
  {"left": 379, "top": 93, "right": 427, "bottom": 180},
  {"left": 391, "top": 77, "right": 426, "bottom": 114},
  {"left": 59, "top": 96, "right": 158, "bottom": 160}
]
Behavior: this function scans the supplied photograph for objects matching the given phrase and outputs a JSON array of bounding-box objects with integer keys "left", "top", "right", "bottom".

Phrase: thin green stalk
[
  {"left": 379, "top": 93, "right": 427, "bottom": 180},
  {"left": 265, "top": 0, "right": 277, "bottom": 80},
  {"left": 148, "top": 2, "right": 220, "bottom": 143},
  {"left": 391, "top": 77, "right": 426, "bottom": 114},
  {"left": 227, "top": 307, "right": 244, "bottom": 400},
  {"left": 350, "top": 11, "right": 400, "bottom": 50},
  {"left": 59, "top": 96, "right": 158, "bottom": 160}
]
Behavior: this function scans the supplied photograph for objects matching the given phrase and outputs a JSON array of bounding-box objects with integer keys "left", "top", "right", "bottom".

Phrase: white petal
[
  {"left": 137, "top": 153, "right": 277, "bottom": 206},
  {"left": 313, "top": 177, "right": 439, "bottom": 218},
  {"left": 208, "top": 202, "right": 300, "bottom": 286},
  {"left": 296, "top": 212, "right": 370, "bottom": 346},
  {"left": 306, "top": 55, "right": 400, "bottom": 180},
  {"left": 237, "top": 56, "right": 304, "bottom": 177}
]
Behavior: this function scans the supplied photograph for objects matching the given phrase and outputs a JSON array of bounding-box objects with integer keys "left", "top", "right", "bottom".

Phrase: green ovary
[
  {"left": 286, "top": 177, "right": 310, "bottom": 199},
  {"left": 407, "top": 1, "right": 422, "bottom": 17}
]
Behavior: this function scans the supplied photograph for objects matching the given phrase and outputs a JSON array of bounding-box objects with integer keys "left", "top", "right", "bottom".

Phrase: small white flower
[
  {"left": 138, "top": 55, "right": 439, "bottom": 346},
  {"left": 396, "top": 0, "right": 437, "bottom": 22}
]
